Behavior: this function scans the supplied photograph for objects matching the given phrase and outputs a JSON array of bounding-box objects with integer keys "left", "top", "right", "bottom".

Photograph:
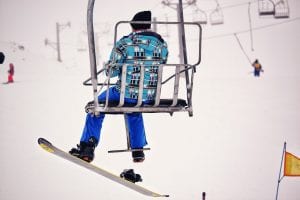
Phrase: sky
[
  {"left": 1, "top": 0, "right": 299, "bottom": 60},
  {"left": 1, "top": 0, "right": 300, "bottom": 200}
]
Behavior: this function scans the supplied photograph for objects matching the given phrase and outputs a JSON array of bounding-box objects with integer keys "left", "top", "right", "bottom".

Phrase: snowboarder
[
  {"left": 7, "top": 63, "right": 14, "bottom": 83},
  {"left": 0, "top": 52, "right": 5, "bottom": 64},
  {"left": 252, "top": 59, "right": 263, "bottom": 77},
  {"left": 69, "top": 11, "right": 169, "bottom": 163}
]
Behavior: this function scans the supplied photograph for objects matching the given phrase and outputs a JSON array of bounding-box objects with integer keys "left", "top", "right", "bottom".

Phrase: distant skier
[
  {"left": 0, "top": 52, "right": 5, "bottom": 64},
  {"left": 69, "top": 11, "right": 169, "bottom": 163},
  {"left": 202, "top": 192, "right": 206, "bottom": 200},
  {"left": 252, "top": 59, "right": 263, "bottom": 77},
  {"left": 7, "top": 63, "right": 15, "bottom": 83}
]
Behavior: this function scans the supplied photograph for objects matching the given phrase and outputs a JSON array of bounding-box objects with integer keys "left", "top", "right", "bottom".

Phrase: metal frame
[
  {"left": 85, "top": 0, "right": 202, "bottom": 152},
  {"left": 84, "top": 20, "right": 202, "bottom": 116}
]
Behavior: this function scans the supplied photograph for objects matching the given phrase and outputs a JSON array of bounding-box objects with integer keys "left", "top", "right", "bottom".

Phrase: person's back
[
  {"left": 252, "top": 59, "right": 262, "bottom": 77},
  {"left": 110, "top": 30, "right": 168, "bottom": 101},
  {"left": 253, "top": 62, "right": 261, "bottom": 70}
]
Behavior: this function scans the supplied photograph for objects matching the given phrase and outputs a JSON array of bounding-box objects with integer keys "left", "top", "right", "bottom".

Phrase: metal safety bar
[
  {"left": 85, "top": 62, "right": 196, "bottom": 115},
  {"left": 114, "top": 20, "right": 202, "bottom": 67}
]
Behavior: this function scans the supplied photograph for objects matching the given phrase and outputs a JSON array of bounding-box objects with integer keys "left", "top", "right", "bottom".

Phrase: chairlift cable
[
  {"left": 234, "top": 33, "right": 252, "bottom": 65},
  {"left": 248, "top": 2, "right": 254, "bottom": 51},
  {"left": 203, "top": 16, "right": 300, "bottom": 40}
]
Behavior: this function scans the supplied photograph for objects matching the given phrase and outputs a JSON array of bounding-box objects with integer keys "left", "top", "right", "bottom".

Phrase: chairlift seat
[{"left": 85, "top": 98, "right": 188, "bottom": 114}]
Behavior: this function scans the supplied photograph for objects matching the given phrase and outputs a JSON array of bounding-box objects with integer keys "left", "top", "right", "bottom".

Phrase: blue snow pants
[
  {"left": 80, "top": 87, "right": 148, "bottom": 149},
  {"left": 254, "top": 70, "right": 260, "bottom": 77}
]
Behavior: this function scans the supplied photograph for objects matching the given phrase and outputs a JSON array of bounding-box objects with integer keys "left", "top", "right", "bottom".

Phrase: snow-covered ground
[{"left": 1, "top": 0, "right": 300, "bottom": 200}]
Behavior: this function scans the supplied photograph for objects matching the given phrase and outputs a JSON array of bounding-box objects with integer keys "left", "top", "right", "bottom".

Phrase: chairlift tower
[
  {"left": 45, "top": 22, "right": 71, "bottom": 62},
  {"left": 152, "top": 15, "right": 170, "bottom": 38},
  {"left": 162, "top": 0, "right": 195, "bottom": 66}
]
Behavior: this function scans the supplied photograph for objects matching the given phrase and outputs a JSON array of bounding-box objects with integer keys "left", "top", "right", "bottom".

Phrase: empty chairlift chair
[
  {"left": 274, "top": 0, "right": 289, "bottom": 18},
  {"left": 210, "top": 5, "right": 224, "bottom": 25},
  {"left": 193, "top": 7, "right": 208, "bottom": 25},
  {"left": 258, "top": 0, "right": 275, "bottom": 16}
]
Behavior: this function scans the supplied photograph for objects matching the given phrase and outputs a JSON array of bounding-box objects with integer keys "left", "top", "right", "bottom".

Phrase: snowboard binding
[{"left": 120, "top": 169, "right": 142, "bottom": 183}]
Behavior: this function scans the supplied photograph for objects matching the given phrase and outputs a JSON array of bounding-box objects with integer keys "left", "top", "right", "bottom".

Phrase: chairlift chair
[
  {"left": 258, "top": 0, "right": 275, "bottom": 16},
  {"left": 210, "top": 5, "right": 224, "bottom": 25},
  {"left": 193, "top": 7, "right": 208, "bottom": 25},
  {"left": 84, "top": 0, "right": 202, "bottom": 153},
  {"left": 274, "top": 0, "right": 289, "bottom": 18}
]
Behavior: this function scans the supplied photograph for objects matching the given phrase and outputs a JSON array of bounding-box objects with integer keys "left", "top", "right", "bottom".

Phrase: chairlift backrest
[{"left": 258, "top": 0, "right": 275, "bottom": 16}]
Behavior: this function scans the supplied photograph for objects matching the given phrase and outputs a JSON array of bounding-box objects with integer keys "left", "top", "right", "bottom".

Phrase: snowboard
[{"left": 37, "top": 138, "right": 169, "bottom": 197}]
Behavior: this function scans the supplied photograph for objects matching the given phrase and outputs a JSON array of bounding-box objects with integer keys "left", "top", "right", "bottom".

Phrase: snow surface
[{"left": 1, "top": 0, "right": 300, "bottom": 200}]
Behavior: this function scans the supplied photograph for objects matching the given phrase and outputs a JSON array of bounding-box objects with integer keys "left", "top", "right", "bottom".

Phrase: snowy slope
[{"left": 1, "top": 3, "right": 300, "bottom": 200}]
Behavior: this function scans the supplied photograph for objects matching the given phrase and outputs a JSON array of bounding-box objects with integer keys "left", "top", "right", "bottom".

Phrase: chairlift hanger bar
[
  {"left": 113, "top": 21, "right": 202, "bottom": 66},
  {"left": 87, "top": 0, "right": 99, "bottom": 108}
]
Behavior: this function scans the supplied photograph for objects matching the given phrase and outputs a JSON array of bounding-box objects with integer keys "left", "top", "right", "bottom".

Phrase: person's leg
[
  {"left": 8, "top": 74, "right": 13, "bottom": 83},
  {"left": 126, "top": 112, "right": 148, "bottom": 162},
  {"left": 126, "top": 113, "right": 148, "bottom": 149},
  {"left": 70, "top": 87, "right": 120, "bottom": 162},
  {"left": 80, "top": 113, "right": 104, "bottom": 145},
  {"left": 80, "top": 87, "right": 121, "bottom": 144}
]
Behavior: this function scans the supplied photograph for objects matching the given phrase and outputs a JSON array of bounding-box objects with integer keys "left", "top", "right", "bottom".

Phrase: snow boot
[
  {"left": 120, "top": 169, "right": 142, "bottom": 183},
  {"left": 132, "top": 150, "right": 145, "bottom": 163},
  {"left": 69, "top": 137, "right": 97, "bottom": 163}
]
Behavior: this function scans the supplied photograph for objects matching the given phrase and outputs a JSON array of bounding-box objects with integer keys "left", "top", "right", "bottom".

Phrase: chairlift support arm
[{"left": 87, "top": 0, "right": 99, "bottom": 113}]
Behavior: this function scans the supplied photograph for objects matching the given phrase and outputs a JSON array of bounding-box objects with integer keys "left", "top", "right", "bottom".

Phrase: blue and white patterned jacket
[{"left": 107, "top": 30, "right": 168, "bottom": 101}]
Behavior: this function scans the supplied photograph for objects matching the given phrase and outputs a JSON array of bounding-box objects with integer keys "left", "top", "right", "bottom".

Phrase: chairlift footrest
[{"left": 108, "top": 147, "right": 151, "bottom": 153}]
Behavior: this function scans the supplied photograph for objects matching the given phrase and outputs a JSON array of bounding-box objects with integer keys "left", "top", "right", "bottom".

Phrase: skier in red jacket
[{"left": 7, "top": 63, "right": 14, "bottom": 83}]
